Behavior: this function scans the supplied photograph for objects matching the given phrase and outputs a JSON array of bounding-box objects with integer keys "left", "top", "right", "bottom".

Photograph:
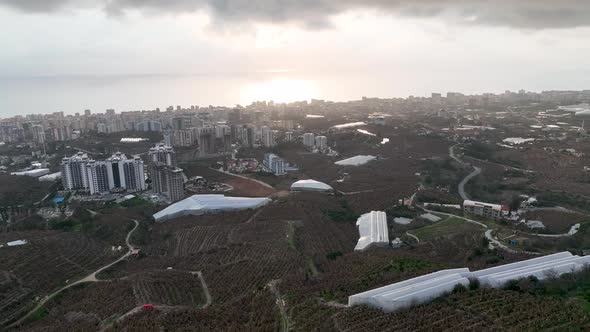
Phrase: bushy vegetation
[
  {"left": 463, "top": 142, "right": 523, "bottom": 168},
  {"left": 0, "top": 175, "right": 51, "bottom": 207},
  {"left": 119, "top": 197, "right": 152, "bottom": 208},
  {"left": 323, "top": 199, "right": 359, "bottom": 223},
  {"left": 502, "top": 267, "right": 590, "bottom": 310}
]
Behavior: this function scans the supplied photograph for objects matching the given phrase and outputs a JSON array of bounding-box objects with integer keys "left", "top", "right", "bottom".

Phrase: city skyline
[
  {"left": 2, "top": 87, "right": 590, "bottom": 118},
  {"left": 2, "top": 1, "right": 590, "bottom": 116}
]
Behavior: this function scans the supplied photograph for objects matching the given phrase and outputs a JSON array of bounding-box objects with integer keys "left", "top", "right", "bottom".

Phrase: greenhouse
[
  {"left": 290, "top": 179, "right": 333, "bottom": 192},
  {"left": 153, "top": 194, "right": 271, "bottom": 222},
  {"left": 349, "top": 252, "right": 590, "bottom": 312}
]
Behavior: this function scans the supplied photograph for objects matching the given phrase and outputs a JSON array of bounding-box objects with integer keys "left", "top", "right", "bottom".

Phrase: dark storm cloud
[
  {"left": 0, "top": 0, "right": 75, "bottom": 12},
  {"left": 2, "top": 0, "right": 590, "bottom": 29}
]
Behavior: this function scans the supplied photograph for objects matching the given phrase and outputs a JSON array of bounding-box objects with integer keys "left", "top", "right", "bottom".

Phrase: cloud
[
  {"left": 0, "top": 0, "right": 74, "bottom": 12},
  {"left": 2, "top": 0, "right": 590, "bottom": 29}
]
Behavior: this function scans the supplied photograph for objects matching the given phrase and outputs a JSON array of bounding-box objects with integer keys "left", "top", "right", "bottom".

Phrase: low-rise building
[{"left": 463, "top": 200, "right": 507, "bottom": 219}]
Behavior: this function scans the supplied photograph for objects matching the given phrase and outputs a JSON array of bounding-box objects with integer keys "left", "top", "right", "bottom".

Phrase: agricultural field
[
  {"left": 0, "top": 204, "right": 147, "bottom": 327},
  {"left": 7, "top": 118, "right": 590, "bottom": 330},
  {"left": 523, "top": 210, "right": 589, "bottom": 234},
  {"left": 329, "top": 287, "right": 590, "bottom": 331},
  {"left": 0, "top": 230, "right": 116, "bottom": 326},
  {"left": 411, "top": 217, "right": 484, "bottom": 241},
  {"left": 22, "top": 281, "right": 137, "bottom": 331}
]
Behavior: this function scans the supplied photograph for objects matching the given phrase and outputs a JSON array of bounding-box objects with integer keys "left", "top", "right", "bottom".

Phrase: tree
[{"left": 509, "top": 195, "right": 522, "bottom": 212}]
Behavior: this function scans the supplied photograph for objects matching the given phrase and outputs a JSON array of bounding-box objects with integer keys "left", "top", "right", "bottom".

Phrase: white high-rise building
[
  {"left": 303, "top": 133, "right": 315, "bottom": 148},
  {"left": 261, "top": 126, "right": 276, "bottom": 147},
  {"left": 315, "top": 136, "right": 328, "bottom": 151},
  {"left": 263, "top": 153, "right": 285, "bottom": 175},
  {"left": 85, "top": 160, "right": 109, "bottom": 195},
  {"left": 32, "top": 124, "right": 46, "bottom": 144},
  {"left": 149, "top": 143, "right": 176, "bottom": 167},
  {"left": 148, "top": 144, "right": 185, "bottom": 202},
  {"left": 61, "top": 152, "right": 91, "bottom": 191},
  {"left": 102, "top": 152, "right": 145, "bottom": 193},
  {"left": 61, "top": 151, "right": 145, "bottom": 194}
]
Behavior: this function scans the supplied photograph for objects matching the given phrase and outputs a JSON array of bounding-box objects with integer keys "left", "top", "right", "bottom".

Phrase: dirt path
[
  {"left": 195, "top": 271, "right": 212, "bottom": 309},
  {"left": 338, "top": 189, "right": 377, "bottom": 195},
  {"left": 210, "top": 167, "right": 275, "bottom": 189},
  {"left": 423, "top": 209, "right": 488, "bottom": 229},
  {"left": 268, "top": 279, "right": 289, "bottom": 332},
  {"left": 405, "top": 232, "right": 420, "bottom": 243},
  {"left": 100, "top": 270, "right": 212, "bottom": 331},
  {"left": 9, "top": 220, "right": 140, "bottom": 328}
]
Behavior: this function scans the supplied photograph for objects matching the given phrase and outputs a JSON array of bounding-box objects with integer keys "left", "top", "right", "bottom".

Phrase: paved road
[
  {"left": 449, "top": 145, "right": 466, "bottom": 165},
  {"left": 484, "top": 230, "right": 541, "bottom": 255},
  {"left": 10, "top": 220, "right": 139, "bottom": 328},
  {"left": 450, "top": 144, "right": 481, "bottom": 200},
  {"left": 458, "top": 167, "right": 482, "bottom": 200},
  {"left": 209, "top": 168, "right": 275, "bottom": 190},
  {"left": 405, "top": 232, "right": 420, "bottom": 243},
  {"left": 527, "top": 206, "right": 590, "bottom": 216},
  {"left": 465, "top": 156, "right": 534, "bottom": 174}
]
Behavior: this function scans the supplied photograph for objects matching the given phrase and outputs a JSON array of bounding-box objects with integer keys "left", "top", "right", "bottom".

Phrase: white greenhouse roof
[
  {"left": 331, "top": 122, "right": 367, "bottom": 129},
  {"left": 11, "top": 168, "right": 50, "bottom": 178},
  {"left": 7, "top": 240, "right": 28, "bottom": 247},
  {"left": 38, "top": 172, "right": 62, "bottom": 182},
  {"left": 153, "top": 194, "right": 271, "bottom": 222},
  {"left": 335, "top": 155, "right": 377, "bottom": 166},
  {"left": 355, "top": 211, "right": 389, "bottom": 251},
  {"left": 290, "top": 179, "right": 333, "bottom": 192},
  {"left": 349, "top": 252, "right": 590, "bottom": 312}
]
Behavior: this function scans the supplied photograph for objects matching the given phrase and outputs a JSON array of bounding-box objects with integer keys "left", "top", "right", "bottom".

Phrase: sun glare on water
[{"left": 241, "top": 79, "right": 316, "bottom": 104}]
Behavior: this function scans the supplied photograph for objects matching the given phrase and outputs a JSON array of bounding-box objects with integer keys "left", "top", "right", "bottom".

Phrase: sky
[{"left": 1, "top": 1, "right": 590, "bottom": 115}]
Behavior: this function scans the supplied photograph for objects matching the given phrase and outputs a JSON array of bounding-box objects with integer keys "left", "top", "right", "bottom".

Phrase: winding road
[
  {"left": 458, "top": 167, "right": 482, "bottom": 201},
  {"left": 422, "top": 207, "right": 543, "bottom": 255},
  {"left": 10, "top": 219, "right": 140, "bottom": 328},
  {"left": 450, "top": 145, "right": 481, "bottom": 200}
]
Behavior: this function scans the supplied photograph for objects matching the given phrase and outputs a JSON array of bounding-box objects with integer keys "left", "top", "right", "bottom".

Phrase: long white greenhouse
[
  {"left": 335, "top": 155, "right": 377, "bottom": 166},
  {"left": 349, "top": 251, "right": 590, "bottom": 312},
  {"left": 153, "top": 194, "right": 271, "bottom": 222},
  {"left": 355, "top": 211, "right": 389, "bottom": 251},
  {"left": 290, "top": 179, "right": 333, "bottom": 192}
]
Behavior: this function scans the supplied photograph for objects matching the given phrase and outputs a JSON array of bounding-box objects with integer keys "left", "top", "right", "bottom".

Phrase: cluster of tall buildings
[
  {"left": 60, "top": 144, "right": 186, "bottom": 202},
  {"left": 167, "top": 125, "right": 231, "bottom": 157},
  {"left": 302, "top": 133, "right": 328, "bottom": 152},
  {"left": 148, "top": 144, "right": 185, "bottom": 202},
  {"left": 60, "top": 152, "right": 145, "bottom": 195}
]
